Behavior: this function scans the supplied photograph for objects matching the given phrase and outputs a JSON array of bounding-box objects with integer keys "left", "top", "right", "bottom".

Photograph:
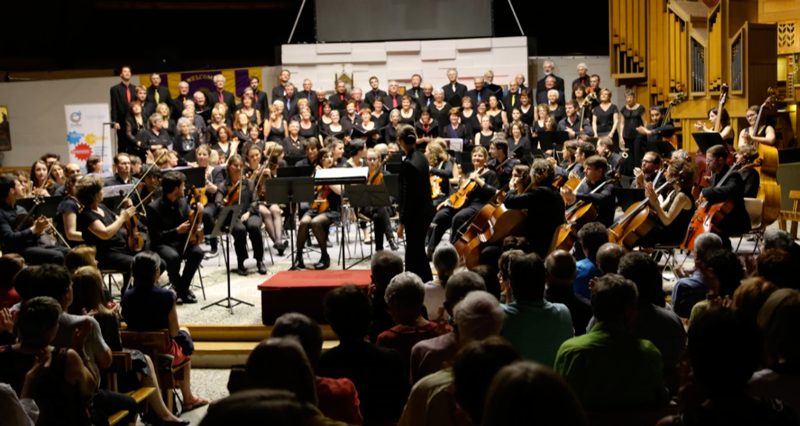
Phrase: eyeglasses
[
  {"left": 705, "top": 157, "right": 717, "bottom": 163},
  {"left": 642, "top": 159, "right": 656, "bottom": 164}
]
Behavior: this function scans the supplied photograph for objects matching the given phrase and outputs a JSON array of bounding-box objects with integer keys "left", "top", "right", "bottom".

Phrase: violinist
[
  {"left": 487, "top": 139, "right": 519, "bottom": 187},
  {"left": 51, "top": 162, "right": 66, "bottom": 188},
  {"left": 632, "top": 152, "right": 666, "bottom": 189},
  {"left": 635, "top": 159, "right": 696, "bottom": 249},
  {"left": 296, "top": 138, "right": 322, "bottom": 167},
  {"left": 295, "top": 147, "right": 343, "bottom": 270},
  {"left": 29, "top": 160, "right": 54, "bottom": 198},
  {"left": 130, "top": 164, "right": 162, "bottom": 211},
  {"left": 507, "top": 123, "right": 532, "bottom": 155},
  {"left": 254, "top": 143, "right": 287, "bottom": 256},
  {"left": 344, "top": 140, "right": 367, "bottom": 168},
  {"left": 740, "top": 105, "right": 777, "bottom": 147},
  {"left": 76, "top": 176, "right": 165, "bottom": 290},
  {"left": 426, "top": 141, "right": 453, "bottom": 207},
  {"left": 55, "top": 174, "right": 85, "bottom": 247},
  {"left": 429, "top": 138, "right": 461, "bottom": 185},
  {"left": 561, "top": 155, "right": 615, "bottom": 226},
  {"left": 214, "top": 154, "right": 266, "bottom": 275},
  {"left": 596, "top": 137, "right": 624, "bottom": 176},
  {"left": 359, "top": 149, "right": 399, "bottom": 252},
  {"left": 0, "top": 174, "right": 69, "bottom": 265},
  {"left": 550, "top": 141, "right": 579, "bottom": 181},
  {"left": 736, "top": 144, "right": 760, "bottom": 198},
  {"left": 697, "top": 144, "right": 751, "bottom": 247},
  {"left": 427, "top": 145, "right": 500, "bottom": 258},
  {"left": 244, "top": 144, "right": 264, "bottom": 176},
  {"left": 145, "top": 171, "right": 206, "bottom": 304},
  {"left": 197, "top": 144, "right": 221, "bottom": 256},
  {"left": 105, "top": 153, "right": 137, "bottom": 186}
]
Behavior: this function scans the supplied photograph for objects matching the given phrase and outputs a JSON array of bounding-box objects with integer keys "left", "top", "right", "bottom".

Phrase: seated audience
[
  {"left": 545, "top": 250, "right": 592, "bottom": 336},
  {"left": 502, "top": 252, "right": 573, "bottom": 366},
  {"left": 199, "top": 389, "right": 307, "bottom": 426},
  {"left": 732, "top": 277, "right": 779, "bottom": 324},
  {"left": 758, "top": 248, "right": 795, "bottom": 290},
  {"left": 269, "top": 313, "right": 363, "bottom": 425},
  {"left": 671, "top": 232, "right": 723, "bottom": 319},
  {"left": 555, "top": 274, "right": 670, "bottom": 411},
  {"left": 318, "top": 285, "right": 409, "bottom": 425},
  {"left": 378, "top": 272, "right": 443, "bottom": 376},
  {"left": 400, "top": 291, "right": 505, "bottom": 426},
  {"left": 470, "top": 264, "right": 502, "bottom": 301},
  {"left": 0, "top": 254, "right": 25, "bottom": 309},
  {"left": 689, "top": 249, "right": 745, "bottom": 324},
  {"left": 483, "top": 361, "right": 588, "bottom": 426},
  {"left": 763, "top": 229, "right": 800, "bottom": 262},
  {"left": 64, "top": 245, "right": 98, "bottom": 273},
  {"left": 572, "top": 222, "right": 608, "bottom": 299},
  {"left": 595, "top": 242, "right": 625, "bottom": 275},
  {"left": 367, "top": 251, "right": 405, "bottom": 343},
  {"left": 120, "top": 252, "right": 207, "bottom": 413},
  {"left": 423, "top": 243, "right": 459, "bottom": 322},
  {"left": 410, "top": 271, "right": 487, "bottom": 383}
]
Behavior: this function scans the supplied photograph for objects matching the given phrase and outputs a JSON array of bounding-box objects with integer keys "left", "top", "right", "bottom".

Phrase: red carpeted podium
[{"left": 258, "top": 270, "right": 371, "bottom": 325}]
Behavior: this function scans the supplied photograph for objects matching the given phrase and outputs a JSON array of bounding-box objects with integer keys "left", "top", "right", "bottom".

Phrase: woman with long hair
[
  {"left": 487, "top": 95, "right": 508, "bottom": 132},
  {"left": 29, "top": 160, "right": 52, "bottom": 197}
]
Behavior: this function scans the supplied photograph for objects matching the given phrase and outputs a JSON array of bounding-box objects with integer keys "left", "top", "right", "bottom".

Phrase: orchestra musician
[
  {"left": 632, "top": 152, "right": 667, "bottom": 189},
  {"left": 561, "top": 155, "right": 615, "bottom": 227},
  {"left": 214, "top": 154, "right": 266, "bottom": 275},
  {"left": 295, "top": 147, "right": 342, "bottom": 270},
  {"left": 296, "top": 138, "right": 322, "bottom": 167},
  {"left": 55, "top": 174, "right": 85, "bottom": 247},
  {"left": 145, "top": 171, "right": 206, "bottom": 304},
  {"left": 254, "top": 143, "right": 287, "bottom": 256},
  {"left": 426, "top": 141, "right": 452, "bottom": 207},
  {"left": 740, "top": 105, "right": 777, "bottom": 147},
  {"left": 196, "top": 144, "right": 221, "bottom": 256},
  {"left": 695, "top": 107, "right": 734, "bottom": 151},
  {"left": 130, "top": 164, "right": 162, "bottom": 214},
  {"left": 429, "top": 138, "right": 461, "bottom": 185},
  {"left": 0, "top": 174, "right": 69, "bottom": 265},
  {"left": 487, "top": 139, "right": 519, "bottom": 188},
  {"left": 29, "top": 160, "right": 55, "bottom": 198},
  {"left": 596, "top": 137, "right": 625, "bottom": 175},
  {"left": 105, "top": 153, "right": 137, "bottom": 186},
  {"left": 736, "top": 144, "right": 760, "bottom": 198},
  {"left": 551, "top": 141, "right": 580, "bottom": 181},
  {"left": 359, "top": 149, "right": 399, "bottom": 252},
  {"left": 558, "top": 100, "right": 594, "bottom": 138},
  {"left": 634, "top": 159, "right": 696, "bottom": 248},
  {"left": 397, "top": 125, "right": 435, "bottom": 282},
  {"left": 427, "top": 145, "right": 500, "bottom": 258},
  {"left": 634, "top": 106, "right": 675, "bottom": 161},
  {"left": 507, "top": 123, "right": 531, "bottom": 155},
  {"left": 698, "top": 144, "right": 752, "bottom": 247}
]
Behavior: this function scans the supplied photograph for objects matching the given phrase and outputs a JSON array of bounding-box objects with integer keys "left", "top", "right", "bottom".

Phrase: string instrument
[
  {"left": 445, "top": 167, "right": 487, "bottom": 210},
  {"left": 683, "top": 156, "right": 747, "bottom": 251},
  {"left": 222, "top": 177, "right": 244, "bottom": 207},
  {"left": 749, "top": 88, "right": 781, "bottom": 225},
  {"left": 369, "top": 152, "right": 392, "bottom": 186},
  {"left": 577, "top": 92, "right": 597, "bottom": 131},
  {"left": 607, "top": 175, "right": 676, "bottom": 250},
  {"left": 254, "top": 144, "right": 277, "bottom": 201},
  {"left": 183, "top": 185, "right": 205, "bottom": 254},
  {"left": 311, "top": 168, "right": 332, "bottom": 213},
  {"left": 552, "top": 175, "right": 620, "bottom": 252},
  {"left": 32, "top": 164, "right": 56, "bottom": 198},
  {"left": 693, "top": 84, "right": 728, "bottom": 199},
  {"left": 661, "top": 90, "right": 686, "bottom": 149},
  {"left": 14, "top": 198, "right": 42, "bottom": 232},
  {"left": 430, "top": 174, "right": 443, "bottom": 199},
  {"left": 119, "top": 192, "right": 145, "bottom": 253},
  {"left": 552, "top": 162, "right": 578, "bottom": 189}
]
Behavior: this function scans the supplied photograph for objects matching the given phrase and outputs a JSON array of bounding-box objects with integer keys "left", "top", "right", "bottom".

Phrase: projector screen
[{"left": 315, "top": 0, "right": 493, "bottom": 42}]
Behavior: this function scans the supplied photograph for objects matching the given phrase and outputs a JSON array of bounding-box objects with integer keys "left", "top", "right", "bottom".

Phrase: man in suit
[
  {"left": 384, "top": 80, "right": 403, "bottom": 111},
  {"left": 417, "top": 84, "right": 434, "bottom": 109},
  {"left": 281, "top": 82, "right": 299, "bottom": 121},
  {"left": 212, "top": 74, "right": 237, "bottom": 124},
  {"left": 502, "top": 79, "right": 523, "bottom": 111},
  {"left": 249, "top": 76, "right": 270, "bottom": 119},
  {"left": 407, "top": 74, "right": 424, "bottom": 102},
  {"left": 349, "top": 87, "right": 369, "bottom": 114},
  {"left": 110, "top": 65, "right": 135, "bottom": 154},
  {"left": 314, "top": 90, "right": 327, "bottom": 119},
  {"left": 365, "top": 76, "right": 387, "bottom": 107},
  {"left": 516, "top": 73, "right": 529, "bottom": 93},
  {"left": 172, "top": 81, "right": 191, "bottom": 121},
  {"left": 700, "top": 144, "right": 752, "bottom": 247},
  {"left": 572, "top": 63, "right": 590, "bottom": 98},
  {"left": 397, "top": 124, "right": 434, "bottom": 282},
  {"left": 329, "top": 80, "right": 350, "bottom": 115},
  {"left": 297, "top": 78, "right": 317, "bottom": 110},
  {"left": 146, "top": 73, "right": 172, "bottom": 113},
  {"left": 537, "top": 76, "right": 566, "bottom": 106},
  {"left": 536, "top": 60, "right": 565, "bottom": 96},
  {"left": 467, "top": 77, "right": 494, "bottom": 106},
  {"left": 484, "top": 70, "right": 503, "bottom": 98},
  {"left": 442, "top": 68, "right": 468, "bottom": 108},
  {"left": 272, "top": 69, "right": 291, "bottom": 104}
]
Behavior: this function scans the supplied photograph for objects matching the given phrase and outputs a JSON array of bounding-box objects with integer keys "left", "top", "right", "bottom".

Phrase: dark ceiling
[{"left": 2, "top": 0, "right": 608, "bottom": 74}]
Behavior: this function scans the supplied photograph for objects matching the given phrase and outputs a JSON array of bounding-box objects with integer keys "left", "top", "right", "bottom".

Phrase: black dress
[
  {"left": 443, "top": 123, "right": 472, "bottom": 141},
  {"left": 372, "top": 112, "right": 389, "bottom": 129},
  {"left": 415, "top": 120, "right": 440, "bottom": 140},
  {"left": 594, "top": 104, "right": 619, "bottom": 136},
  {"left": 429, "top": 103, "right": 452, "bottom": 136},
  {"left": 637, "top": 187, "right": 696, "bottom": 248},
  {"left": 298, "top": 121, "right": 318, "bottom": 139},
  {"left": 477, "top": 131, "right": 495, "bottom": 147},
  {"left": 398, "top": 109, "right": 418, "bottom": 126},
  {"left": 519, "top": 105, "right": 535, "bottom": 127},
  {"left": 488, "top": 111, "right": 504, "bottom": 132},
  {"left": 621, "top": 105, "right": 645, "bottom": 139},
  {"left": 461, "top": 110, "right": 480, "bottom": 136},
  {"left": 322, "top": 124, "right": 348, "bottom": 140},
  {"left": 384, "top": 125, "right": 400, "bottom": 144},
  {"left": 548, "top": 105, "right": 566, "bottom": 123},
  {"left": 266, "top": 122, "right": 285, "bottom": 143}
]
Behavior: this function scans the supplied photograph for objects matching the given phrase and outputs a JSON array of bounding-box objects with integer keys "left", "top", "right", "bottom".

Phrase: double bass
[
  {"left": 693, "top": 84, "right": 728, "bottom": 199},
  {"left": 749, "top": 88, "right": 781, "bottom": 226}
]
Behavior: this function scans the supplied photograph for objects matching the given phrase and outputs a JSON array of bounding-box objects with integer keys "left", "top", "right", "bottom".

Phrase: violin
[
  {"left": 183, "top": 185, "right": 205, "bottom": 253},
  {"left": 368, "top": 152, "right": 392, "bottom": 186},
  {"left": 430, "top": 175, "right": 443, "bottom": 199},
  {"left": 223, "top": 178, "right": 243, "bottom": 207},
  {"left": 120, "top": 196, "right": 145, "bottom": 253},
  {"left": 445, "top": 167, "right": 487, "bottom": 210},
  {"left": 311, "top": 167, "right": 331, "bottom": 213}
]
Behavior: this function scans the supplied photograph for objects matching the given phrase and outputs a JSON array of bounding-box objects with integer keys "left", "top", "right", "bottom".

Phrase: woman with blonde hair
[
  {"left": 64, "top": 244, "right": 97, "bottom": 273},
  {"left": 264, "top": 104, "right": 288, "bottom": 143}
]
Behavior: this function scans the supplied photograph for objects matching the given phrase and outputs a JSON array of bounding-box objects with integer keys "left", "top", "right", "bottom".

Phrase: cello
[
  {"left": 551, "top": 174, "right": 620, "bottom": 252},
  {"left": 607, "top": 174, "right": 676, "bottom": 250},
  {"left": 748, "top": 88, "right": 781, "bottom": 225},
  {"left": 693, "top": 84, "right": 728, "bottom": 199}
]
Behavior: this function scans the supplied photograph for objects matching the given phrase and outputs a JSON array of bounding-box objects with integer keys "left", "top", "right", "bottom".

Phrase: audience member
[
  {"left": 318, "top": 285, "right": 409, "bottom": 425},
  {"left": 424, "top": 243, "right": 459, "bottom": 322},
  {"left": 483, "top": 361, "right": 587, "bottom": 426},
  {"left": 470, "top": 264, "right": 502, "bottom": 301},
  {"left": 400, "top": 291, "right": 504, "bottom": 426},
  {"left": 757, "top": 248, "right": 795, "bottom": 290},
  {"left": 732, "top": 277, "right": 779, "bottom": 324},
  {"left": 573, "top": 222, "right": 608, "bottom": 299},
  {"left": 689, "top": 249, "right": 745, "bottom": 324},
  {"left": 595, "top": 242, "right": 625, "bottom": 275},
  {"left": 378, "top": 272, "right": 443, "bottom": 376},
  {"left": 0, "top": 254, "right": 25, "bottom": 309},
  {"left": 368, "top": 251, "right": 405, "bottom": 343},
  {"left": 497, "top": 249, "right": 523, "bottom": 303},
  {"left": 410, "top": 271, "right": 487, "bottom": 383},
  {"left": 502, "top": 252, "right": 573, "bottom": 366},
  {"left": 199, "top": 389, "right": 307, "bottom": 426},
  {"left": 545, "top": 250, "right": 592, "bottom": 336},
  {"left": 555, "top": 274, "right": 670, "bottom": 411},
  {"left": 671, "top": 232, "right": 723, "bottom": 318},
  {"left": 763, "top": 228, "right": 800, "bottom": 261}
]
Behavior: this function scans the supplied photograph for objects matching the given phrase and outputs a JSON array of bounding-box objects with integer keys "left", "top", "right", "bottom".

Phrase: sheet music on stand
[
  {"left": 314, "top": 167, "right": 368, "bottom": 185},
  {"left": 443, "top": 138, "right": 464, "bottom": 152}
]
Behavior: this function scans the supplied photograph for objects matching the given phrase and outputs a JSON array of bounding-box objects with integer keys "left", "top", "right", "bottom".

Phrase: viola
[
  {"left": 311, "top": 185, "right": 332, "bottom": 213},
  {"left": 430, "top": 175, "right": 443, "bottom": 199},
  {"left": 121, "top": 197, "right": 145, "bottom": 253},
  {"left": 607, "top": 176, "right": 676, "bottom": 250},
  {"left": 445, "top": 167, "right": 487, "bottom": 210},
  {"left": 186, "top": 186, "right": 205, "bottom": 248}
]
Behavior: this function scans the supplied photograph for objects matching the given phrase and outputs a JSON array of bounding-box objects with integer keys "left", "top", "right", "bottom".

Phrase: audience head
[
  {"left": 324, "top": 284, "right": 371, "bottom": 342},
  {"left": 444, "top": 271, "right": 487, "bottom": 317},
  {"left": 369, "top": 250, "right": 404, "bottom": 294},
  {"left": 64, "top": 245, "right": 97, "bottom": 273},
  {"left": 270, "top": 313, "right": 324, "bottom": 370},
  {"left": 545, "top": 250, "right": 577, "bottom": 287},
  {"left": 432, "top": 242, "right": 459, "bottom": 285},
  {"left": 578, "top": 222, "right": 608, "bottom": 260},
  {"left": 689, "top": 308, "right": 763, "bottom": 396},
  {"left": 595, "top": 242, "right": 625, "bottom": 275},
  {"left": 245, "top": 338, "right": 317, "bottom": 405},
  {"left": 452, "top": 336, "right": 522, "bottom": 424},
  {"left": 763, "top": 229, "right": 795, "bottom": 253},
  {"left": 701, "top": 249, "right": 744, "bottom": 298},
  {"left": 199, "top": 389, "right": 306, "bottom": 426},
  {"left": 454, "top": 291, "right": 504, "bottom": 345},
  {"left": 20, "top": 264, "right": 72, "bottom": 308},
  {"left": 618, "top": 252, "right": 663, "bottom": 307},
  {"left": 483, "top": 361, "right": 587, "bottom": 426},
  {"left": 732, "top": 277, "right": 779, "bottom": 324},
  {"left": 131, "top": 251, "right": 162, "bottom": 290},
  {"left": 758, "top": 289, "right": 800, "bottom": 365},
  {"left": 0, "top": 254, "right": 25, "bottom": 291},
  {"left": 68, "top": 266, "right": 109, "bottom": 316},
  {"left": 693, "top": 232, "right": 724, "bottom": 264},
  {"left": 16, "top": 296, "right": 63, "bottom": 347},
  {"left": 757, "top": 248, "right": 794, "bottom": 289},
  {"left": 591, "top": 274, "right": 639, "bottom": 326},
  {"left": 501, "top": 236, "right": 531, "bottom": 253},
  {"left": 508, "top": 252, "right": 546, "bottom": 302},
  {"left": 470, "top": 265, "right": 502, "bottom": 301},
  {"left": 384, "top": 272, "right": 425, "bottom": 324},
  {"left": 397, "top": 124, "right": 417, "bottom": 149}
]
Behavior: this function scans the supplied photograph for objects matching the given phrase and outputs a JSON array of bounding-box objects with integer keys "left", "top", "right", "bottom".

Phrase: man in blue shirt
[{"left": 572, "top": 222, "right": 608, "bottom": 299}]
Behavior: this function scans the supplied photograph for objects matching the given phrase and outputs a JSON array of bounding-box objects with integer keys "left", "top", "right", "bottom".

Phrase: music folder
[
  {"left": 692, "top": 133, "right": 724, "bottom": 154},
  {"left": 538, "top": 131, "right": 571, "bottom": 151}
]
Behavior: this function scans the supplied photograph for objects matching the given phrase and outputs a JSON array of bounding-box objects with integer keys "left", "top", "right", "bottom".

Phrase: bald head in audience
[
  {"left": 545, "top": 250, "right": 577, "bottom": 287},
  {"left": 596, "top": 243, "right": 625, "bottom": 275}
]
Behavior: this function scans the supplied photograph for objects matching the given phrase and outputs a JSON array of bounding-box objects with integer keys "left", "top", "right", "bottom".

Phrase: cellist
[
  {"left": 634, "top": 159, "right": 696, "bottom": 249},
  {"left": 560, "top": 155, "right": 615, "bottom": 227},
  {"left": 427, "top": 145, "right": 500, "bottom": 259},
  {"left": 696, "top": 144, "right": 751, "bottom": 249},
  {"left": 739, "top": 105, "right": 776, "bottom": 148},
  {"left": 145, "top": 171, "right": 206, "bottom": 304}
]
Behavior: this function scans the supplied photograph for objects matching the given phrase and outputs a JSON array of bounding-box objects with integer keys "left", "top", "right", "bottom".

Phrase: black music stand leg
[
  {"left": 202, "top": 205, "right": 253, "bottom": 314},
  {"left": 339, "top": 202, "right": 347, "bottom": 270},
  {"left": 288, "top": 200, "right": 301, "bottom": 270}
]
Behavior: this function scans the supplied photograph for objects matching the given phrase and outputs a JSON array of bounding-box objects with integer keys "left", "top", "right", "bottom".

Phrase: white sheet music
[
  {"left": 315, "top": 167, "right": 368, "bottom": 183},
  {"left": 443, "top": 138, "right": 464, "bottom": 152}
]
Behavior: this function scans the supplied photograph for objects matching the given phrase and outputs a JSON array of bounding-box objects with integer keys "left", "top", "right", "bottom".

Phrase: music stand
[
  {"left": 382, "top": 174, "right": 400, "bottom": 199},
  {"left": 263, "top": 177, "right": 315, "bottom": 269},
  {"left": 278, "top": 165, "right": 314, "bottom": 178},
  {"left": 656, "top": 141, "right": 676, "bottom": 159},
  {"left": 345, "top": 185, "right": 393, "bottom": 269},
  {"left": 169, "top": 167, "right": 206, "bottom": 191},
  {"left": 692, "top": 133, "right": 724, "bottom": 154},
  {"left": 538, "top": 131, "right": 570, "bottom": 153},
  {"left": 17, "top": 196, "right": 62, "bottom": 218},
  {"left": 202, "top": 204, "right": 252, "bottom": 314}
]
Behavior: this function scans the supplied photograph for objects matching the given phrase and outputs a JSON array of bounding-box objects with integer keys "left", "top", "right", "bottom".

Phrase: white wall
[
  {"left": 0, "top": 75, "right": 141, "bottom": 168},
  {"left": 281, "top": 37, "right": 528, "bottom": 93},
  {"left": 528, "top": 56, "right": 624, "bottom": 103}
]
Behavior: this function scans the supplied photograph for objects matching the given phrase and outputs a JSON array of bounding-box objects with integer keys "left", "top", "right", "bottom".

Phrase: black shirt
[
  {"left": 503, "top": 185, "right": 566, "bottom": 257},
  {"left": 55, "top": 197, "right": 82, "bottom": 247},
  {"left": 77, "top": 204, "right": 127, "bottom": 252},
  {"left": 280, "top": 136, "right": 305, "bottom": 158},
  {"left": 575, "top": 177, "right": 616, "bottom": 226},
  {"left": 146, "top": 195, "right": 191, "bottom": 247},
  {"left": 0, "top": 202, "right": 40, "bottom": 252}
]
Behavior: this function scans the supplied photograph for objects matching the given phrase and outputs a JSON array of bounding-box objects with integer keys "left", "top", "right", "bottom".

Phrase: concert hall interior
[{"left": 2, "top": 0, "right": 800, "bottom": 425}]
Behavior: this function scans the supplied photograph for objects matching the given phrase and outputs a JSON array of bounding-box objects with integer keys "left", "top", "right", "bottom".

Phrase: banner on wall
[
  {"left": 65, "top": 104, "right": 112, "bottom": 173},
  {"left": 142, "top": 68, "right": 262, "bottom": 101}
]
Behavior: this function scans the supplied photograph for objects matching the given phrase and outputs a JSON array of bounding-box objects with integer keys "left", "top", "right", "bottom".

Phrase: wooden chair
[
  {"left": 120, "top": 330, "right": 188, "bottom": 413},
  {"left": 105, "top": 351, "right": 156, "bottom": 426},
  {"left": 735, "top": 198, "right": 765, "bottom": 254},
  {"left": 779, "top": 190, "right": 800, "bottom": 239}
]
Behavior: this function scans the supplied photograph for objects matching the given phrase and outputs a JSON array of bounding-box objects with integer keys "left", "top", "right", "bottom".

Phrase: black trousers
[
  {"left": 428, "top": 204, "right": 481, "bottom": 253},
  {"left": 16, "top": 244, "right": 69, "bottom": 265},
  {"left": 153, "top": 242, "right": 205, "bottom": 294},
  {"left": 405, "top": 215, "right": 433, "bottom": 283},
  {"left": 91, "top": 388, "right": 138, "bottom": 426},
  {"left": 221, "top": 214, "right": 263, "bottom": 265},
  {"left": 202, "top": 204, "right": 218, "bottom": 249},
  {"left": 359, "top": 207, "right": 392, "bottom": 250}
]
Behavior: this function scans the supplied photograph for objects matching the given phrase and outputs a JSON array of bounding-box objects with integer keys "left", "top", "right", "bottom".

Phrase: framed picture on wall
[{"left": 0, "top": 106, "right": 10, "bottom": 151}]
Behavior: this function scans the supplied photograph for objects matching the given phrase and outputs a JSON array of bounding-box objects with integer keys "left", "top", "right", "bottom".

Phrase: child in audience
[{"left": 0, "top": 254, "right": 25, "bottom": 309}]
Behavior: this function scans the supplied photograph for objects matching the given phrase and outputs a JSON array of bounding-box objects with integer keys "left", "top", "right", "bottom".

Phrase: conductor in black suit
[
  {"left": 364, "top": 76, "right": 387, "bottom": 107},
  {"left": 536, "top": 60, "right": 565, "bottom": 95},
  {"left": 146, "top": 73, "right": 172, "bottom": 114},
  {"left": 272, "top": 69, "right": 291, "bottom": 104},
  {"left": 397, "top": 124, "right": 434, "bottom": 282},
  {"left": 329, "top": 80, "right": 350, "bottom": 115},
  {"left": 249, "top": 76, "right": 270, "bottom": 118},
  {"left": 442, "top": 68, "right": 468, "bottom": 108},
  {"left": 212, "top": 74, "right": 237, "bottom": 124},
  {"left": 110, "top": 66, "right": 135, "bottom": 154}
]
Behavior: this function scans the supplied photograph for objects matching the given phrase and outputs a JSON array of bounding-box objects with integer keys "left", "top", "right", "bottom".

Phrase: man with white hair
[
  {"left": 442, "top": 69, "right": 467, "bottom": 108},
  {"left": 572, "top": 63, "right": 590, "bottom": 96},
  {"left": 172, "top": 81, "right": 191, "bottom": 121},
  {"left": 484, "top": 70, "right": 503, "bottom": 98},
  {"left": 213, "top": 74, "right": 236, "bottom": 123},
  {"left": 467, "top": 77, "right": 493, "bottom": 106},
  {"left": 193, "top": 91, "right": 212, "bottom": 125},
  {"left": 502, "top": 79, "right": 522, "bottom": 110},
  {"left": 536, "top": 75, "right": 565, "bottom": 106},
  {"left": 398, "top": 290, "right": 504, "bottom": 426},
  {"left": 670, "top": 232, "right": 723, "bottom": 319},
  {"left": 536, "top": 60, "right": 565, "bottom": 96},
  {"left": 350, "top": 87, "right": 369, "bottom": 113},
  {"left": 384, "top": 80, "right": 402, "bottom": 111},
  {"left": 272, "top": 69, "right": 291, "bottom": 103},
  {"left": 146, "top": 73, "right": 173, "bottom": 116},
  {"left": 516, "top": 73, "right": 528, "bottom": 93},
  {"left": 418, "top": 83, "right": 434, "bottom": 109}
]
